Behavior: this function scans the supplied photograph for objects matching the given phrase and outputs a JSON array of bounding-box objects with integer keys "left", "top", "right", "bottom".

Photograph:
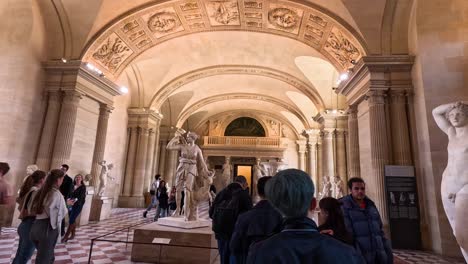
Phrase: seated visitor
[
  {"left": 247, "top": 169, "right": 363, "bottom": 264},
  {"left": 210, "top": 176, "right": 253, "bottom": 264},
  {"left": 317, "top": 197, "right": 353, "bottom": 245},
  {"left": 230, "top": 176, "right": 282, "bottom": 264},
  {"left": 340, "top": 177, "right": 393, "bottom": 264}
]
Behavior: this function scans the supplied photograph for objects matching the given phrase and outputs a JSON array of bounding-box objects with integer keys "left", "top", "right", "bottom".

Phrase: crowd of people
[
  {"left": 210, "top": 169, "right": 392, "bottom": 264},
  {"left": 0, "top": 162, "right": 87, "bottom": 264}
]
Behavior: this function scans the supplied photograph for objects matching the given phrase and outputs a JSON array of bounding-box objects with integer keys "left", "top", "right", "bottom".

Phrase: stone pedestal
[
  {"left": 76, "top": 186, "right": 94, "bottom": 226},
  {"left": 132, "top": 222, "right": 217, "bottom": 264},
  {"left": 158, "top": 216, "right": 211, "bottom": 229},
  {"left": 89, "top": 196, "right": 113, "bottom": 221}
]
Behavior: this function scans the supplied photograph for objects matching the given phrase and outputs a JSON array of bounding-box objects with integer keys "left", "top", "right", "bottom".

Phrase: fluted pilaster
[
  {"left": 132, "top": 127, "right": 149, "bottom": 198},
  {"left": 321, "top": 129, "right": 335, "bottom": 178},
  {"left": 316, "top": 136, "right": 323, "bottom": 191},
  {"left": 158, "top": 139, "right": 167, "bottom": 177},
  {"left": 36, "top": 91, "right": 62, "bottom": 171},
  {"left": 90, "top": 104, "right": 112, "bottom": 187},
  {"left": 51, "top": 91, "right": 82, "bottom": 168},
  {"left": 166, "top": 149, "right": 179, "bottom": 186},
  {"left": 151, "top": 129, "right": 161, "bottom": 176},
  {"left": 297, "top": 139, "right": 307, "bottom": 171},
  {"left": 336, "top": 129, "right": 347, "bottom": 182},
  {"left": 389, "top": 90, "right": 412, "bottom": 165},
  {"left": 123, "top": 127, "right": 137, "bottom": 196},
  {"left": 347, "top": 106, "right": 361, "bottom": 178},
  {"left": 144, "top": 129, "right": 156, "bottom": 192},
  {"left": 368, "top": 90, "right": 390, "bottom": 224}
]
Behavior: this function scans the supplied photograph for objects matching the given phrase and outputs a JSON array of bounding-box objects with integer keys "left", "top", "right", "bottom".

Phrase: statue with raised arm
[
  {"left": 97, "top": 161, "right": 114, "bottom": 197},
  {"left": 167, "top": 129, "right": 214, "bottom": 221},
  {"left": 433, "top": 101, "right": 468, "bottom": 261}
]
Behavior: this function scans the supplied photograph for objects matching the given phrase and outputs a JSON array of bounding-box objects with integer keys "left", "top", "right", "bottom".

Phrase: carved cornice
[
  {"left": 43, "top": 60, "right": 122, "bottom": 106},
  {"left": 81, "top": 0, "right": 367, "bottom": 78},
  {"left": 149, "top": 65, "right": 326, "bottom": 111},
  {"left": 335, "top": 55, "right": 414, "bottom": 106},
  {"left": 176, "top": 93, "right": 310, "bottom": 128}
]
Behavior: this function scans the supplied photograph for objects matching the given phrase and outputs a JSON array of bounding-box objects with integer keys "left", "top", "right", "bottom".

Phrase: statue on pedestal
[
  {"left": 97, "top": 161, "right": 114, "bottom": 197},
  {"left": 332, "top": 176, "right": 344, "bottom": 199},
  {"left": 167, "top": 129, "right": 214, "bottom": 221},
  {"left": 320, "top": 176, "right": 332, "bottom": 200},
  {"left": 433, "top": 101, "right": 468, "bottom": 261},
  {"left": 221, "top": 159, "right": 232, "bottom": 188}
]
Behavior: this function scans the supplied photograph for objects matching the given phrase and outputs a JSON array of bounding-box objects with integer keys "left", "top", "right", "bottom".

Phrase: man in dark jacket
[
  {"left": 230, "top": 176, "right": 282, "bottom": 264},
  {"left": 340, "top": 177, "right": 393, "bottom": 264},
  {"left": 210, "top": 176, "right": 252, "bottom": 264},
  {"left": 59, "top": 164, "right": 73, "bottom": 236},
  {"left": 247, "top": 169, "right": 363, "bottom": 264}
]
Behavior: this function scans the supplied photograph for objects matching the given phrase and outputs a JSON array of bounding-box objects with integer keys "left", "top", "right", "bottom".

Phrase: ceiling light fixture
[{"left": 119, "top": 86, "right": 129, "bottom": 94}]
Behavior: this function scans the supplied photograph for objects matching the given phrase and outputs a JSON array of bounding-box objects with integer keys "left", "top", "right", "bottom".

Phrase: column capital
[
  {"left": 346, "top": 104, "right": 358, "bottom": 115},
  {"left": 366, "top": 90, "right": 386, "bottom": 106},
  {"left": 62, "top": 90, "right": 83, "bottom": 104}
]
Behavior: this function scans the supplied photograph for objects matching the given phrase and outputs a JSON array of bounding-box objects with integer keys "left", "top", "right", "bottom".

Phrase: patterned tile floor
[{"left": 0, "top": 206, "right": 465, "bottom": 264}]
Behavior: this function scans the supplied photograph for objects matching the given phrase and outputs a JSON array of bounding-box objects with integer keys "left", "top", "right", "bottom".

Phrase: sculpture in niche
[
  {"left": 225, "top": 117, "right": 265, "bottom": 137},
  {"left": 320, "top": 176, "right": 332, "bottom": 200},
  {"left": 332, "top": 176, "right": 344, "bottom": 199},
  {"left": 92, "top": 34, "right": 131, "bottom": 71},
  {"left": 98, "top": 161, "right": 114, "bottom": 197},
  {"left": 167, "top": 129, "right": 214, "bottom": 221},
  {"left": 221, "top": 159, "right": 232, "bottom": 188},
  {"left": 433, "top": 101, "right": 468, "bottom": 261}
]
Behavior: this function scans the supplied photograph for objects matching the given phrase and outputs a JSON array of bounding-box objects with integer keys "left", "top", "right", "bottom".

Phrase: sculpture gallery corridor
[{"left": 0, "top": 0, "right": 467, "bottom": 263}]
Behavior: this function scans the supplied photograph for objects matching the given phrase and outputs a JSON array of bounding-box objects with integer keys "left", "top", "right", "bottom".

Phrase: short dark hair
[
  {"left": 0, "top": 162, "right": 10, "bottom": 175},
  {"left": 347, "top": 177, "right": 365, "bottom": 189},
  {"left": 155, "top": 174, "right": 161, "bottom": 180},
  {"left": 234, "top": 175, "right": 247, "bottom": 185},
  {"left": 266, "top": 169, "right": 315, "bottom": 218},
  {"left": 257, "top": 176, "right": 272, "bottom": 197},
  {"left": 61, "top": 164, "right": 69, "bottom": 171}
]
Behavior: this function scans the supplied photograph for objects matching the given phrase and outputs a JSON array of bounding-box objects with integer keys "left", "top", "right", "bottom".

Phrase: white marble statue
[
  {"left": 332, "top": 176, "right": 344, "bottom": 199},
  {"left": 221, "top": 159, "right": 232, "bottom": 187},
  {"left": 433, "top": 101, "right": 468, "bottom": 261},
  {"left": 97, "top": 161, "right": 114, "bottom": 197},
  {"left": 167, "top": 130, "right": 214, "bottom": 221},
  {"left": 320, "top": 176, "right": 332, "bottom": 200}
]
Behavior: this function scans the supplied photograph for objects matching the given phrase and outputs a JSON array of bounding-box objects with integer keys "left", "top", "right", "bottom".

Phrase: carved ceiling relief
[{"left": 84, "top": 0, "right": 365, "bottom": 76}]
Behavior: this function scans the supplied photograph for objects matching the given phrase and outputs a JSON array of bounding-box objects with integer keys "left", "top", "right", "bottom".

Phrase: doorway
[{"left": 234, "top": 165, "right": 253, "bottom": 195}]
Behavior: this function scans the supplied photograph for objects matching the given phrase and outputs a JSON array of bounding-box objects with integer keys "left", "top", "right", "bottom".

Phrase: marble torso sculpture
[
  {"left": 221, "top": 160, "right": 232, "bottom": 188},
  {"left": 332, "top": 176, "right": 344, "bottom": 198},
  {"left": 320, "top": 176, "right": 332, "bottom": 200},
  {"left": 167, "top": 130, "right": 213, "bottom": 221},
  {"left": 97, "top": 161, "right": 114, "bottom": 196},
  {"left": 433, "top": 102, "right": 468, "bottom": 261}
]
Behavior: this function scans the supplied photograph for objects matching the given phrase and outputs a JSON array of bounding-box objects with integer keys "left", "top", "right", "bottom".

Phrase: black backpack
[{"left": 212, "top": 190, "right": 241, "bottom": 239}]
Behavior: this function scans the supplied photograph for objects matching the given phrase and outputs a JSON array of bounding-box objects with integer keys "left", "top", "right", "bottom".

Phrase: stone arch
[{"left": 224, "top": 117, "right": 266, "bottom": 137}]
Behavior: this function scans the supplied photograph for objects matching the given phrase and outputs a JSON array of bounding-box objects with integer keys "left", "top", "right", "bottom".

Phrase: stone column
[
  {"left": 321, "top": 129, "right": 335, "bottom": 179},
  {"left": 144, "top": 129, "right": 156, "bottom": 192},
  {"left": 132, "top": 127, "right": 149, "bottom": 204},
  {"left": 306, "top": 129, "right": 320, "bottom": 187},
  {"left": 347, "top": 105, "right": 361, "bottom": 178},
  {"left": 158, "top": 139, "right": 167, "bottom": 176},
  {"left": 368, "top": 90, "right": 390, "bottom": 224},
  {"left": 316, "top": 134, "right": 323, "bottom": 191},
  {"left": 151, "top": 129, "right": 161, "bottom": 176},
  {"left": 336, "top": 129, "right": 347, "bottom": 182},
  {"left": 122, "top": 127, "right": 137, "bottom": 196},
  {"left": 36, "top": 90, "right": 62, "bottom": 171},
  {"left": 51, "top": 90, "right": 82, "bottom": 168},
  {"left": 165, "top": 149, "right": 179, "bottom": 186},
  {"left": 90, "top": 104, "right": 112, "bottom": 187},
  {"left": 389, "top": 90, "right": 412, "bottom": 165},
  {"left": 296, "top": 139, "right": 307, "bottom": 171}
]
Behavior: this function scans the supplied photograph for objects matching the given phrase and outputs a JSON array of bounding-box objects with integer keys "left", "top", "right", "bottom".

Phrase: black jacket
[
  {"left": 247, "top": 217, "right": 364, "bottom": 264},
  {"left": 157, "top": 187, "right": 169, "bottom": 209},
  {"left": 209, "top": 183, "right": 252, "bottom": 239},
  {"left": 70, "top": 184, "right": 86, "bottom": 207},
  {"left": 60, "top": 175, "right": 74, "bottom": 199},
  {"left": 230, "top": 200, "right": 283, "bottom": 264}
]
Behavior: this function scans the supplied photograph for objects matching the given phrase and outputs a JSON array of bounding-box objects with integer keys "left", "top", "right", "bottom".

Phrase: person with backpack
[
  {"left": 210, "top": 176, "right": 252, "bottom": 264},
  {"left": 230, "top": 176, "right": 283, "bottom": 264}
]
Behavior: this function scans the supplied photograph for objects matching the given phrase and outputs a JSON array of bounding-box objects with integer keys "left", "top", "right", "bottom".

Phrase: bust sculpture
[
  {"left": 97, "top": 161, "right": 114, "bottom": 197},
  {"left": 167, "top": 130, "right": 214, "bottom": 221},
  {"left": 433, "top": 101, "right": 468, "bottom": 261}
]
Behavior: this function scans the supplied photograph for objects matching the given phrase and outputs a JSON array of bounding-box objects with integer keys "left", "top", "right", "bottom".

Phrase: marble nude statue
[
  {"left": 221, "top": 159, "right": 232, "bottom": 188},
  {"left": 332, "top": 176, "right": 344, "bottom": 199},
  {"left": 320, "top": 176, "right": 332, "bottom": 200},
  {"left": 167, "top": 130, "right": 214, "bottom": 221},
  {"left": 97, "top": 161, "right": 114, "bottom": 197},
  {"left": 433, "top": 101, "right": 468, "bottom": 261}
]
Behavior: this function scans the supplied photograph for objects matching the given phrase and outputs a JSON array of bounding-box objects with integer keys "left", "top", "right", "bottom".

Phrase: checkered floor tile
[{"left": 1, "top": 202, "right": 465, "bottom": 264}]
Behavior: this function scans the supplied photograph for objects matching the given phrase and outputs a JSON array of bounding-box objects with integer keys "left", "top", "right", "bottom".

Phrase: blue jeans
[
  {"left": 154, "top": 205, "right": 167, "bottom": 220},
  {"left": 12, "top": 217, "right": 36, "bottom": 264},
  {"left": 217, "top": 239, "right": 231, "bottom": 264},
  {"left": 146, "top": 196, "right": 158, "bottom": 211}
]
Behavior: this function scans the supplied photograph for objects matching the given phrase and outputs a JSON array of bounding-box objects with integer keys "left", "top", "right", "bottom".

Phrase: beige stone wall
[
  {"left": 0, "top": 0, "right": 47, "bottom": 191},
  {"left": 409, "top": 0, "right": 468, "bottom": 256}
]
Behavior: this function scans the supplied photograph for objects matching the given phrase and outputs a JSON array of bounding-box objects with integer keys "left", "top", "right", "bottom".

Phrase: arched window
[{"left": 224, "top": 117, "right": 266, "bottom": 137}]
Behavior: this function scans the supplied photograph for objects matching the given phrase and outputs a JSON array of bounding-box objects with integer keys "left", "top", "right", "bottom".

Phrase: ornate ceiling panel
[{"left": 82, "top": 0, "right": 366, "bottom": 79}]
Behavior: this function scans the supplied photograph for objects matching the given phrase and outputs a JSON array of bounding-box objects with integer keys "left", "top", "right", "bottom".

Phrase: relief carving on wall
[
  {"left": 122, "top": 20, "right": 139, "bottom": 33},
  {"left": 244, "top": 1, "right": 262, "bottom": 9},
  {"left": 267, "top": 6, "right": 303, "bottom": 34},
  {"left": 145, "top": 9, "right": 184, "bottom": 38},
  {"left": 205, "top": 0, "right": 240, "bottom": 26},
  {"left": 92, "top": 33, "right": 132, "bottom": 72},
  {"left": 180, "top": 2, "right": 199, "bottom": 11},
  {"left": 324, "top": 27, "right": 361, "bottom": 68},
  {"left": 309, "top": 14, "right": 327, "bottom": 27}
]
